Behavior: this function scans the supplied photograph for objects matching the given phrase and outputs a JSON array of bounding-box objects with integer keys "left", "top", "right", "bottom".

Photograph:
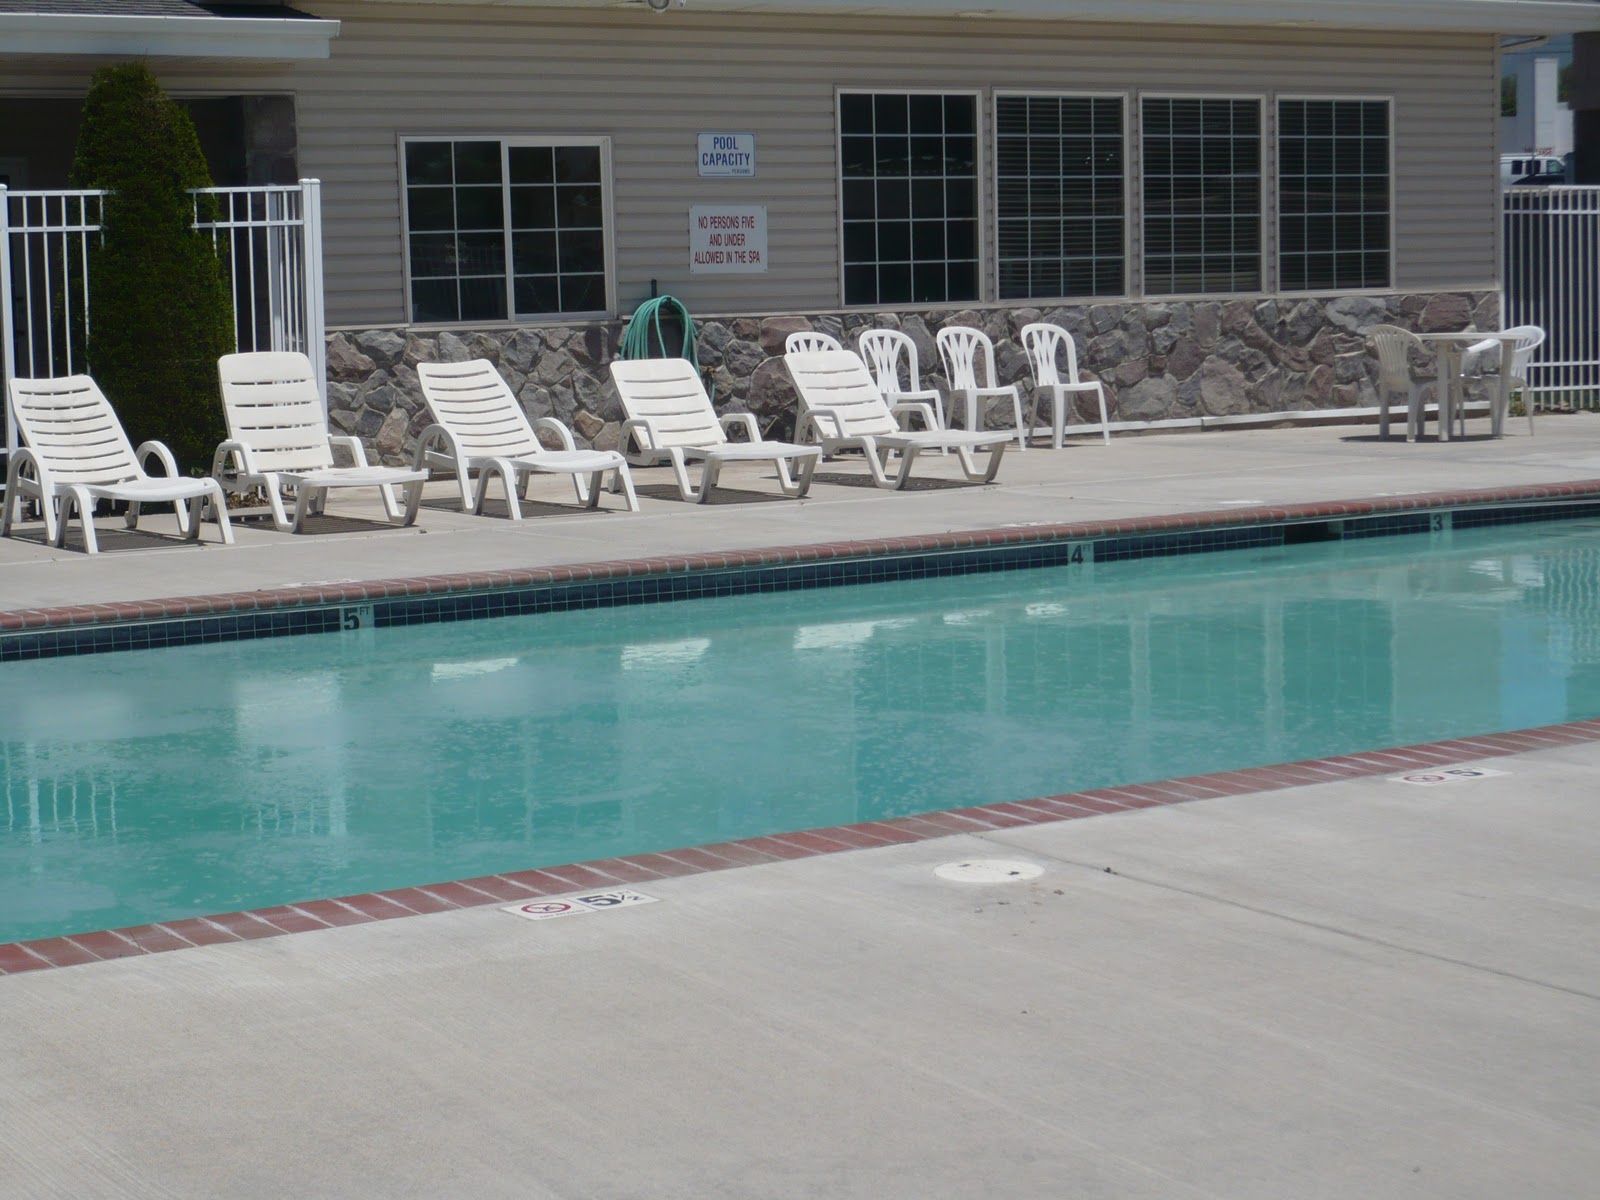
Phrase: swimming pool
[{"left": 5, "top": 515, "right": 1600, "bottom": 943}]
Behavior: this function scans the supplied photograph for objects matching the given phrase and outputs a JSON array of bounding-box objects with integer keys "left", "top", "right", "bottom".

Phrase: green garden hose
[{"left": 618, "top": 294, "right": 712, "bottom": 400}]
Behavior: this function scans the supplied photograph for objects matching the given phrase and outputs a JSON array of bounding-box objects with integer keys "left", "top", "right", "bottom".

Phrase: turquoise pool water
[{"left": 5, "top": 518, "right": 1600, "bottom": 942}]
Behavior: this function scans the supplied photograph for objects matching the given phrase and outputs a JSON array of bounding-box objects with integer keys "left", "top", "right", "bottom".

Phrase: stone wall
[{"left": 325, "top": 291, "right": 1498, "bottom": 465}]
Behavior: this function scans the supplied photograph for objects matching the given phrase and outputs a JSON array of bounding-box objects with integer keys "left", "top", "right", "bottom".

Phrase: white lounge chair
[
  {"left": 784, "top": 330, "right": 843, "bottom": 355},
  {"left": 1020, "top": 322, "right": 1111, "bottom": 447},
  {"left": 858, "top": 328, "right": 947, "bottom": 438},
  {"left": 936, "top": 326, "right": 1028, "bottom": 450},
  {"left": 608, "top": 358, "right": 819, "bottom": 502},
  {"left": 215, "top": 351, "right": 428, "bottom": 532},
  {"left": 415, "top": 358, "right": 637, "bottom": 517},
  {"left": 4, "top": 374, "right": 234, "bottom": 554},
  {"left": 1462, "top": 324, "right": 1545, "bottom": 437},
  {"left": 1368, "top": 325, "right": 1429, "bottom": 441},
  {"left": 783, "top": 348, "right": 1009, "bottom": 490}
]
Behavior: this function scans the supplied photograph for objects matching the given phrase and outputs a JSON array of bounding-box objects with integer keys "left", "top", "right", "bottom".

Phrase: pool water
[{"left": 5, "top": 518, "right": 1600, "bottom": 942}]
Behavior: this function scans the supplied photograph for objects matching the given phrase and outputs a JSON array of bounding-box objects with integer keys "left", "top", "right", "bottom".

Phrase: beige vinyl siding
[
  {"left": 296, "top": 4, "right": 1496, "bottom": 326},
  {"left": 3, "top": 4, "right": 1496, "bottom": 326}
]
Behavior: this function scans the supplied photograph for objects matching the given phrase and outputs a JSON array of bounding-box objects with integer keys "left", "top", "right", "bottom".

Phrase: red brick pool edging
[
  {"left": 3, "top": 478, "right": 1600, "bottom": 633},
  {"left": 4, "top": 719, "right": 1596, "bottom": 975}
]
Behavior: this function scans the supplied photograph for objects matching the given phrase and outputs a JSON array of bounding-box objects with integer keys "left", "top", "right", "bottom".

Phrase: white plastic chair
[
  {"left": 935, "top": 326, "right": 1028, "bottom": 450},
  {"left": 608, "top": 357, "right": 819, "bottom": 503},
  {"left": 1368, "top": 325, "right": 1429, "bottom": 442},
  {"left": 1019, "top": 323, "right": 1111, "bottom": 448},
  {"left": 1463, "top": 325, "right": 1545, "bottom": 437},
  {"left": 784, "top": 330, "right": 843, "bottom": 355},
  {"left": 4, "top": 374, "right": 234, "bottom": 553},
  {"left": 858, "top": 329, "right": 946, "bottom": 436},
  {"left": 415, "top": 358, "right": 638, "bottom": 517},
  {"left": 784, "top": 348, "right": 1008, "bottom": 490},
  {"left": 214, "top": 352, "right": 429, "bottom": 532}
]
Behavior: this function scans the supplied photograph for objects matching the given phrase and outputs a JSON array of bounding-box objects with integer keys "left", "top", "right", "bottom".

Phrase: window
[
  {"left": 996, "top": 95, "right": 1125, "bottom": 300},
  {"left": 1141, "top": 97, "right": 1261, "bottom": 295},
  {"left": 402, "top": 137, "right": 609, "bottom": 324},
  {"left": 1278, "top": 99, "right": 1391, "bottom": 291},
  {"left": 839, "top": 92, "right": 979, "bottom": 306}
]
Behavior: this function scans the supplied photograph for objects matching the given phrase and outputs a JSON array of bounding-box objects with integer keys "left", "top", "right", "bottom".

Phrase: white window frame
[
  {"left": 1136, "top": 93, "right": 1266, "bottom": 300},
  {"left": 992, "top": 91, "right": 1131, "bottom": 303},
  {"left": 1274, "top": 94, "right": 1396, "bottom": 297},
  {"left": 398, "top": 133, "right": 617, "bottom": 326},
  {"left": 835, "top": 88, "right": 985, "bottom": 310}
]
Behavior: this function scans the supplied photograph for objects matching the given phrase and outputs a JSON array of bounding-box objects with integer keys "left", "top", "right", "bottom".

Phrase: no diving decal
[
  {"left": 1393, "top": 767, "right": 1510, "bottom": 787},
  {"left": 503, "top": 890, "right": 659, "bottom": 922}
]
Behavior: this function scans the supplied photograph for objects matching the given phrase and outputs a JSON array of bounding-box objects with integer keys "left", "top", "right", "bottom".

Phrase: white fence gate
[
  {"left": 1, "top": 179, "right": 326, "bottom": 459},
  {"left": 1504, "top": 185, "right": 1600, "bottom": 411}
]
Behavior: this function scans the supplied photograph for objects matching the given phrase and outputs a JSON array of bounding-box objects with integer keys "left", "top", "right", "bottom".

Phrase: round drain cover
[{"left": 934, "top": 859, "right": 1043, "bottom": 883}]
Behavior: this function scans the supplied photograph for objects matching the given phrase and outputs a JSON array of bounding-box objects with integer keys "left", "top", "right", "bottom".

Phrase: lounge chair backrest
[
  {"left": 217, "top": 351, "right": 336, "bottom": 474},
  {"left": 608, "top": 358, "right": 727, "bottom": 449},
  {"left": 784, "top": 349, "right": 902, "bottom": 439},
  {"left": 784, "top": 330, "right": 842, "bottom": 355},
  {"left": 415, "top": 359, "right": 542, "bottom": 458},
  {"left": 936, "top": 326, "right": 1000, "bottom": 391},
  {"left": 858, "top": 329, "right": 924, "bottom": 397},
  {"left": 7, "top": 374, "right": 142, "bottom": 486},
  {"left": 1019, "top": 323, "right": 1084, "bottom": 389},
  {"left": 1368, "top": 324, "right": 1424, "bottom": 389}
]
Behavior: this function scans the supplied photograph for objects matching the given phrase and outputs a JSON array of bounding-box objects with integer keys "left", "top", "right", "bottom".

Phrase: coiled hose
[{"left": 618, "top": 294, "right": 710, "bottom": 400}]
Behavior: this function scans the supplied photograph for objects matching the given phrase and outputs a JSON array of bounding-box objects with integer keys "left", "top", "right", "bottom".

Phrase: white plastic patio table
[{"left": 1416, "top": 330, "right": 1521, "bottom": 440}]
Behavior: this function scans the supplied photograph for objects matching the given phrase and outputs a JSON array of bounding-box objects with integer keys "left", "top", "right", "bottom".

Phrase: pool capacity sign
[
  {"left": 698, "top": 132, "right": 755, "bottom": 177},
  {"left": 690, "top": 205, "right": 767, "bottom": 274}
]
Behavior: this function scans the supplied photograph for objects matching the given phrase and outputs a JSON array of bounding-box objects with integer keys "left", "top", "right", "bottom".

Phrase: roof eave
[
  {"left": 382, "top": 0, "right": 1600, "bottom": 35},
  {"left": 0, "top": 13, "right": 339, "bottom": 60}
]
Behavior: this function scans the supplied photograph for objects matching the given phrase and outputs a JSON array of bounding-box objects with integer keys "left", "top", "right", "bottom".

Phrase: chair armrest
[
  {"left": 532, "top": 416, "right": 578, "bottom": 452},
  {"left": 210, "top": 439, "right": 258, "bottom": 483},
  {"left": 719, "top": 412, "right": 760, "bottom": 442},
  {"left": 412, "top": 423, "right": 462, "bottom": 471},
  {"left": 1465, "top": 337, "right": 1499, "bottom": 357},
  {"left": 798, "top": 406, "right": 845, "bottom": 442},
  {"left": 134, "top": 440, "right": 182, "bottom": 479},
  {"left": 6, "top": 446, "right": 46, "bottom": 495},
  {"left": 328, "top": 434, "right": 370, "bottom": 468},
  {"left": 888, "top": 401, "right": 937, "bottom": 431},
  {"left": 619, "top": 417, "right": 659, "bottom": 455}
]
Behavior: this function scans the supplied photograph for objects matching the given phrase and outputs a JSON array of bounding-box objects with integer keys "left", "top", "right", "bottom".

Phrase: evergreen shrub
[{"left": 69, "top": 63, "right": 235, "bottom": 470}]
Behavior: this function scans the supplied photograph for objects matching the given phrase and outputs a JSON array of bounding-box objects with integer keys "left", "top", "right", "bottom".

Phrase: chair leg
[
  {"left": 612, "top": 463, "right": 640, "bottom": 512},
  {"left": 65, "top": 488, "right": 97, "bottom": 553}
]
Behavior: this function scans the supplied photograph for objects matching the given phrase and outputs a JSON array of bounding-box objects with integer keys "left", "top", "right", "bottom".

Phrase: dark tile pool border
[
  {"left": 3, "top": 717, "right": 1595, "bottom": 975},
  {"left": 5, "top": 480, "right": 1600, "bottom": 661}
]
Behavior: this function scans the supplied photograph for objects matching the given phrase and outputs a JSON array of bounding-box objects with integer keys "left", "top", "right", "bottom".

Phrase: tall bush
[{"left": 69, "top": 63, "right": 234, "bottom": 470}]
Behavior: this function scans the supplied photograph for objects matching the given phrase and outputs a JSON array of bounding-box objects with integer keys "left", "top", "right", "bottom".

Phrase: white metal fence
[
  {"left": 1, "top": 179, "right": 326, "bottom": 457},
  {"left": 1504, "top": 185, "right": 1600, "bottom": 411}
]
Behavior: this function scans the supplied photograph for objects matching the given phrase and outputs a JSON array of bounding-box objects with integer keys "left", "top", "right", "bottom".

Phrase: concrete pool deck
[{"left": 5, "top": 418, "right": 1600, "bottom": 1197}]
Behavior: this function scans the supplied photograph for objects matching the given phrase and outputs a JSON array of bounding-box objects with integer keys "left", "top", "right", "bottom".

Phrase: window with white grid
[
  {"left": 1278, "top": 99, "right": 1392, "bottom": 292},
  {"left": 402, "top": 137, "right": 610, "bottom": 324},
  {"left": 839, "top": 92, "right": 979, "bottom": 306},
  {"left": 996, "top": 94, "right": 1125, "bottom": 300},
  {"left": 1140, "top": 97, "right": 1261, "bottom": 295}
]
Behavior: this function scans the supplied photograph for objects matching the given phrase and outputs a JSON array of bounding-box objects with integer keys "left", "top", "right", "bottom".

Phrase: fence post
[
  {"left": 301, "top": 178, "right": 328, "bottom": 414},
  {"left": 0, "top": 184, "right": 14, "bottom": 459}
]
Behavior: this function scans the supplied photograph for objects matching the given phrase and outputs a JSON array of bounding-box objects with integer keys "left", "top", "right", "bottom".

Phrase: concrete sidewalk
[
  {"left": 4, "top": 419, "right": 1600, "bottom": 1198},
  {"left": 3, "top": 738, "right": 1597, "bottom": 1199},
  {"left": 5, "top": 416, "right": 1600, "bottom": 612}
]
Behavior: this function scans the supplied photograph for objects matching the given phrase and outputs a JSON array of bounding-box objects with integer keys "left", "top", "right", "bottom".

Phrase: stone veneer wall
[{"left": 326, "top": 291, "right": 1498, "bottom": 465}]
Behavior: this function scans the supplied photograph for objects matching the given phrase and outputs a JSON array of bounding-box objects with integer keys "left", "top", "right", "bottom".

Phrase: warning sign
[
  {"left": 503, "top": 890, "right": 659, "bottom": 921},
  {"left": 690, "top": 205, "right": 767, "bottom": 274}
]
